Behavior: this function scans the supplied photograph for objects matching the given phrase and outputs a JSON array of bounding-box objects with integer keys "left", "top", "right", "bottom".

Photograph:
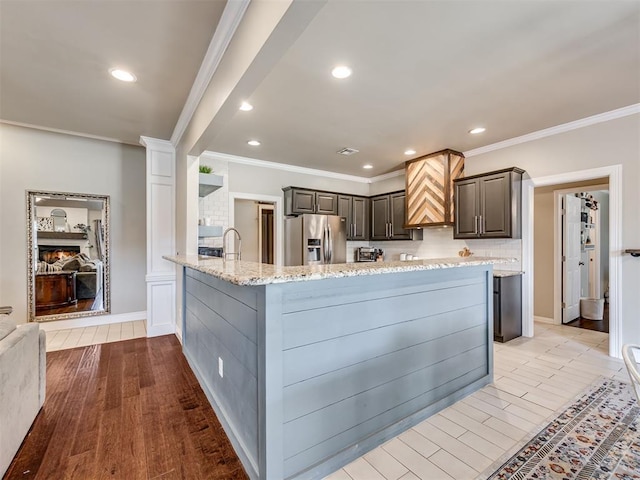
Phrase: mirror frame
[{"left": 27, "top": 190, "right": 111, "bottom": 322}]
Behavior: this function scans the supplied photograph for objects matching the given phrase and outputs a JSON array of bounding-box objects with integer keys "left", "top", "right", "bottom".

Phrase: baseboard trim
[
  {"left": 147, "top": 323, "right": 176, "bottom": 338},
  {"left": 36, "top": 310, "right": 146, "bottom": 332},
  {"left": 534, "top": 315, "right": 557, "bottom": 325}
]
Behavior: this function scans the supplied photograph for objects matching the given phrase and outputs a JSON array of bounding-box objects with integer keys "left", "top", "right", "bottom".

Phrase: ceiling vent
[{"left": 336, "top": 147, "right": 359, "bottom": 156}]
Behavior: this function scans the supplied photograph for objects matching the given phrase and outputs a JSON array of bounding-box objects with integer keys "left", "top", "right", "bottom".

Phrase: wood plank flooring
[
  {"left": 4, "top": 335, "right": 248, "bottom": 480},
  {"left": 36, "top": 298, "right": 97, "bottom": 317}
]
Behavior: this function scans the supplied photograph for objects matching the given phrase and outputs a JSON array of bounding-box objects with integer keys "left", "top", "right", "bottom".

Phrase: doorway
[
  {"left": 228, "top": 192, "right": 283, "bottom": 265},
  {"left": 258, "top": 204, "right": 274, "bottom": 264},
  {"left": 560, "top": 188, "right": 609, "bottom": 332},
  {"left": 523, "top": 165, "right": 622, "bottom": 358}
]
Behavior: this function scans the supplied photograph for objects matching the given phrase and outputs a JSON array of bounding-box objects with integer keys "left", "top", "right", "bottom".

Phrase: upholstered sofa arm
[{"left": 0, "top": 322, "right": 45, "bottom": 477}]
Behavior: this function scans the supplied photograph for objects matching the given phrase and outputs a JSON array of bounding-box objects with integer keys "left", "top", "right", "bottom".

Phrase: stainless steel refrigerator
[{"left": 285, "top": 214, "right": 347, "bottom": 266}]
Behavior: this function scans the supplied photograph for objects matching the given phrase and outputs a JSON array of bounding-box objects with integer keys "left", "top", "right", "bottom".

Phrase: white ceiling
[
  {"left": 1, "top": 1, "right": 638, "bottom": 177},
  {"left": 0, "top": 0, "right": 226, "bottom": 144}
]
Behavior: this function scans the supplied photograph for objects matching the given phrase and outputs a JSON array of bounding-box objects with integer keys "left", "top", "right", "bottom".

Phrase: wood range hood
[{"left": 405, "top": 149, "right": 465, "bottom": 228}]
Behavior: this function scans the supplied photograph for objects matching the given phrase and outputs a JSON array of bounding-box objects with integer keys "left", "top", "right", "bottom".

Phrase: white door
[{"left": 562, "top": 194, "right": 581, "bottom": 323}]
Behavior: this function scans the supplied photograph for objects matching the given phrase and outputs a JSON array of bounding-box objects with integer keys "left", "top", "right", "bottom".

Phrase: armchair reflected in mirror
[{"left": 27, "top": 190, "right": 110, "bottom": 322}]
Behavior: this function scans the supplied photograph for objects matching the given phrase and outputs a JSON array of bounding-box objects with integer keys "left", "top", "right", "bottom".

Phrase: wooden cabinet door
[
  {"left": 370, "top": 195, "right": 390, "bottom": 240},
  {"left": 454, "top": 179, "right": 479, "bottom": 238},
  {"left": 315, "top": 192, "right": 338, "bottom": 215},
  {"left": 390, "top": 192, "right": 411, "bottom": 239},
  {"left": 352, "top": 196, "right": 368, "bottom": 240},
  {"left": 480, "top": 172, "right": 511, "bottom": 237},
  {"left": 292, "top": 189, "right": 316, "bottom": 214},
  {"left": 338, "top": 195, "right": 353, "bottom": 238}
]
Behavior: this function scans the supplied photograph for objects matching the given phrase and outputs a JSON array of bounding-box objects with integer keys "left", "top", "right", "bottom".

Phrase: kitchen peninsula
[{"left": 165, "top": 255, "right": 512, "bottom": 480}]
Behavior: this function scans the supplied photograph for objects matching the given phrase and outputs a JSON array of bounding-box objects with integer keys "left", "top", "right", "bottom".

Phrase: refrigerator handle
[
  {"left": 322, "top": 225, "right": 328, "bottom": 262},
  {"left": 327, "top": 224, "right": 333, "bottom": 263}
]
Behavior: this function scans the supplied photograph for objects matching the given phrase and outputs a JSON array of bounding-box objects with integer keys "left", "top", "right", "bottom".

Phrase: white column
[{"left": 140, "top": 136, "right": 176, "bottom": 337}]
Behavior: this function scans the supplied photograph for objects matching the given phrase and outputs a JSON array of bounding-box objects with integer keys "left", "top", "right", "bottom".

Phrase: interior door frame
[{"left": 522, "top": 165, "right": 622, "bottom": 358}]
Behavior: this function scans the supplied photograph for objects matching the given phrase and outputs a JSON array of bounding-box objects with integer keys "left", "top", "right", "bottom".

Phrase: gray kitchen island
[{"left": 165, "top": 255, "right": 510, "bottom": 480}]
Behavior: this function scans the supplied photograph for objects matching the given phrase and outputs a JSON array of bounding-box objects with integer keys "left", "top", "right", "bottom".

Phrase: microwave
[{"left": 356, "top": 247, "right": 378, "bottom": 262}]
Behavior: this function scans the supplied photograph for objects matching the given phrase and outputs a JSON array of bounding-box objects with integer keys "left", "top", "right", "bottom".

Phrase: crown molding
[
  {"left": 200, "top": 151, "right": 372, "bottom": 183},
  {"left": 170, "top": 0, "right": 250, "bottom": 147},
  {"left": 368, "top": 170, "right": 404, "bottom": 183},
  {"left": 0, "top": 119, "right": 139, "bottom": 147},
  {"left": 464, "top": 103, "right": 640, "bottom": 158},
  {"left": 140, "top": 136, "right": 175, "bottom": 152}
]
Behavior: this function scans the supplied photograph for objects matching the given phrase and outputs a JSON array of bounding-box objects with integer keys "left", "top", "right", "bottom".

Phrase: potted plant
[{"left": 198, "top": 164, "right": 223, "bottom": 197}]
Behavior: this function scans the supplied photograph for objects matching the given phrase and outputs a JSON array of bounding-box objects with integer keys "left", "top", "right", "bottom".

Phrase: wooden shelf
[
  {"left": 199, "top": 173, "right": 223, "bottom": 197},
  {"left": 37, "top": 232, "right": 87, "bottom": 240}
]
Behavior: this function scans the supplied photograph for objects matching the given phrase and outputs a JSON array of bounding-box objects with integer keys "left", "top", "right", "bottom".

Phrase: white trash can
[{"left": 580, "top": 298, "right": 605, "bottom": 320}]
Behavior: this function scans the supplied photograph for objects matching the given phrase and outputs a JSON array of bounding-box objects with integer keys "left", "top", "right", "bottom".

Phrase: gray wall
[
  {"left": 228, "top": 162, "right": 370, "bottom": 198},
  {"left": 465, "top": 113, "right": 640, "bottom": 344},
  {"left": 0, "top": 124, "right": 147, "bottom": 322}
]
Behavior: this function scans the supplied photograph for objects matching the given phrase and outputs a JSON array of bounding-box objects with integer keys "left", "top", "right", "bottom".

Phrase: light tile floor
[
  {"left": 325, "top": 322, "right": 627, "bottom": 480},
  {"left": 45, "top": 320, "right": 146, "bottom": 352}
]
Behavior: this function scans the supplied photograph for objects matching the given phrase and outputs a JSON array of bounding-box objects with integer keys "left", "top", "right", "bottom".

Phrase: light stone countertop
[
  {"left": 164, "top": 254, "right": 516, "bottom": 286},
  {"left": 493, "top": 270, "right": 525, "bottom": 277}
]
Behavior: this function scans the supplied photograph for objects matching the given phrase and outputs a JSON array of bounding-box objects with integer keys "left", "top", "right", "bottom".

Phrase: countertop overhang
[{"left": 164, "top": 254, "right": 516, "bottom": 286}]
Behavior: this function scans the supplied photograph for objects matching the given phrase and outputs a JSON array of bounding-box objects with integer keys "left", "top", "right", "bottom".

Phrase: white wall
[
  {"left": 465, "top": 113, "right": 640, "bottom": 346},
  {"left": 0, "top": 124, "right": 147, "bottom": 322}
]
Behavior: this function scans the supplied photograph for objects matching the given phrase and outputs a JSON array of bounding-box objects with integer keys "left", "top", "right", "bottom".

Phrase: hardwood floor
[
  {"left": 36, "top": 298, "right": 96, "bottom": 316},
  {"left": 4, "top": 335, "right": 248, "bottom": 480},
  {"left": 566, "top": 303, "right": 609, "bottom": 333}
]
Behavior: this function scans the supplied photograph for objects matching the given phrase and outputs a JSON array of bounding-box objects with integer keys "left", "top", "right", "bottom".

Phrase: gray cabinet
[
  {"left": 493, "top": 274, "right": 522, "bottom": 343},
  {"left": 284, "top": 187, "right": 338, "bottom": 216},
  {"left": 454, "top": 167, "right": 524, "bottom": 239},
  {"left": 338, "top": 195, "right": 369, "bottom": 240},
  {"left": 370, "top": 191, "right": 412, "bottom": 240}
]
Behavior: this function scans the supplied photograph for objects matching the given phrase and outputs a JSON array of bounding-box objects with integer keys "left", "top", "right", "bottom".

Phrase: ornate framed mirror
[{"left": 27, "top": 190, "right": 110, "bottom": 322}]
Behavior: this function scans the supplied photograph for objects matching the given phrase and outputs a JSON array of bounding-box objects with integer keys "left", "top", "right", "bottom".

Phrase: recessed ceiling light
[
  {"left": 469, "top": 127, "right": 486, "bottom": 134},
  {"left": 404, "top": 149, "right": 417, "bottom": 156},
  {"left": 247, "top": 140, "right": 261, "bottom": 146},
  {"left": 331, "top": 65, "right": 352, "bottom": 79},
  {"left": 363, "top": 164, "right": 373, "bottom": 169},
  {"left": 109, "top": 68, "right": 137, "bottom": 82},
  {"left": 239, "top": 102, "right": 253, "bottom": 111}
]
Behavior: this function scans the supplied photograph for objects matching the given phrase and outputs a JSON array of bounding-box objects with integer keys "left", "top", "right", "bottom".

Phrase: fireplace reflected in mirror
[{"left": 27, "top": 190, "right": 110, "bottom": 322}]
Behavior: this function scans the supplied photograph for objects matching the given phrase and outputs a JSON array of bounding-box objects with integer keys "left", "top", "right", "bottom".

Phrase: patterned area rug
[{"left": 486, "top": 377, "right": 640, "bottom": 480}]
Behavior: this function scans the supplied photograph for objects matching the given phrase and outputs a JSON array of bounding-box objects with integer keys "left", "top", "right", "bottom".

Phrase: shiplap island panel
[{"left": 165, "top": 255, "right": 511, "bottom": 480}]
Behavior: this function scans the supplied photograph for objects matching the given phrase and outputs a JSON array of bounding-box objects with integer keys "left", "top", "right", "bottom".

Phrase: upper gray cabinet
[
  {"left": 338, "top": 195, "right": 369, "bottom": 240},
  {"left": 370, "top": 191, "right": 412, "bottom": 240},
  {"left": 454, "top": 167, "right": 525, "bottom": 239},
  {"left": 284, "top": 187, "right": 338, "bottom": 215}
]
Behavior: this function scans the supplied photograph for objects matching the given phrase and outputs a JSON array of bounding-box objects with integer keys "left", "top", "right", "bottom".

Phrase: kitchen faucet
[{"left": 222, "top": 227, "right": 242, "bottom": 261}]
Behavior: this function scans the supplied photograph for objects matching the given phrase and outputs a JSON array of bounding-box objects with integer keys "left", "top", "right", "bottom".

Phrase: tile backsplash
[
  {"left": 199, "top": 158, "right": 229, "bottom": 248},
  {"left": 371, "top": 227, "right": 522, "bottom": 271}
]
